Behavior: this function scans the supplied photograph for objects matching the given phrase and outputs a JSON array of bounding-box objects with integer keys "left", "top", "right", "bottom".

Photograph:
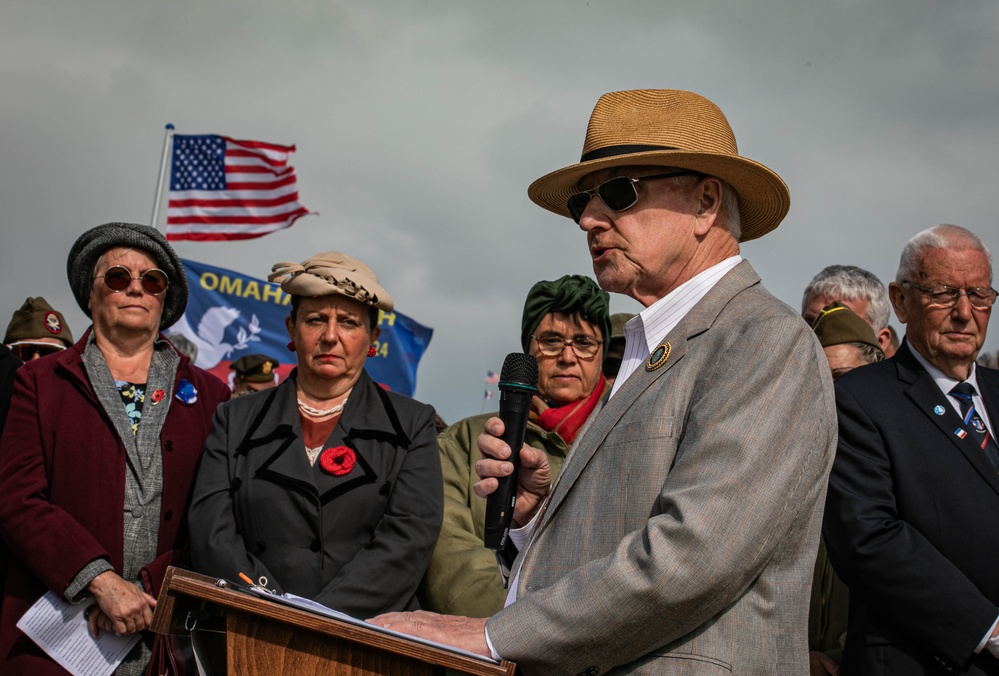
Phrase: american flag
[
  {"left": 485, "top": 370, "right": 500, "bottom": 384},
  {"left": 165, "top": 134, "right": 313, "bottom": 241}
]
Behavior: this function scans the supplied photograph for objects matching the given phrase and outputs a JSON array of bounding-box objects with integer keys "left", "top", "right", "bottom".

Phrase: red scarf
[{"left": 535, "top": 374, "right": 607, "bottom": 445}]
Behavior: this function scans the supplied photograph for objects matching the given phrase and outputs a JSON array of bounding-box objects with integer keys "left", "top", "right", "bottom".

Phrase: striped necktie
[{"left": 949, "top": 382, "right": 999, "bottom": 472}]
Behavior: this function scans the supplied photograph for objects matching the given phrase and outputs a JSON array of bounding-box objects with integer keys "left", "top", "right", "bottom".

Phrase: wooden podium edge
[{"left": 152, "top": 566, "right": 516, "bottom": 676}]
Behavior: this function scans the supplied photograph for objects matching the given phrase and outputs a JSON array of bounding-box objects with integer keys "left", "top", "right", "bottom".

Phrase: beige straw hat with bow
[
  {"left": 527, "top": 89, "right": 790, "bottom": 242},
  {"left": 269, "top": 252, "right": 394, "bottom": 311}
]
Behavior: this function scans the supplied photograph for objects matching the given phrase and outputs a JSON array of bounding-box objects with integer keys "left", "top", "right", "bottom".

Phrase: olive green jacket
[{"left": 420, "top": 413, "right": 569, "bottom": 617}]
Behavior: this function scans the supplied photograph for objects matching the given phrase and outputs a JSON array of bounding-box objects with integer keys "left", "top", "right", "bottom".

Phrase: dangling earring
[
  {"left": 287, "top": 341, "right": 296, "bottom": 352},
  {"left": 368, "top": 345, "right": 377, "bottom": 358}
]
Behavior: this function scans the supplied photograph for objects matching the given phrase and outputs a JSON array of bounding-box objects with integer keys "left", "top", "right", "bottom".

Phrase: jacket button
[
  {"left": 576, "top": 668, "right": 598, "bottom": 676},
  {"left": 164, "top": 510, "right": 173, "bottom": 521},
  {"left": 310, "top": 540, "right": 321, "bottom": 552},
  {"left": 231, "top": 478, "right": 242, "bottom": 491},
  {"left": 165, "top": 440, "right": 174, "bottom": 452}
]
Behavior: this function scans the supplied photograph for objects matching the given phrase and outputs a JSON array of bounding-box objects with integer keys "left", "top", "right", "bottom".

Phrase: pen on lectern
[{"left": 238, "top": 571, "right": 274, "bottom": 593}]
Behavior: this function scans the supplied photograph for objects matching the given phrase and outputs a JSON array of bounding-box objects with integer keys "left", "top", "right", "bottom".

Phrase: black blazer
[
  {"left": 824, "top": 341, "right": 999, "bottom": 675},
  {"left": 189, "top": 369, "right": 443, "bottom": 618}
]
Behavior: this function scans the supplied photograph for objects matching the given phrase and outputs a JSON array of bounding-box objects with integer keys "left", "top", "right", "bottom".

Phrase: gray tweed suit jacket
[{"left": 486, "top": 261, "right": 838, "bottom": 675}]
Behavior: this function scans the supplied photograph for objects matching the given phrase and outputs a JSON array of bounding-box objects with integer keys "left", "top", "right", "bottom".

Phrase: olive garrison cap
[
  {"left": 810, "top": 302, "right": 882, "bottom": 352},
  {"left": 230, "top": 354, "right": 280, "bottom": 383},
  {"left": 4, "top": 296, "right": 74, "bottom": 347}
]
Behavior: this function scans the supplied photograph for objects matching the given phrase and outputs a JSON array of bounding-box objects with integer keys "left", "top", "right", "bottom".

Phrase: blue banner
[{"left": 170, "top": 258, "right": 432, "bottom": 396}]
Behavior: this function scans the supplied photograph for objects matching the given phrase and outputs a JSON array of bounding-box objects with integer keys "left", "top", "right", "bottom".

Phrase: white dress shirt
[{"left": 610, "top": 255, "right": 742, "bottom": 398}]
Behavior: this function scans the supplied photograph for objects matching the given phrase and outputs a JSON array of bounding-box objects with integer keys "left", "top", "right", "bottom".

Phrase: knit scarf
[{"left": 534, "top": 373, "right": 607, "bottom": 445}]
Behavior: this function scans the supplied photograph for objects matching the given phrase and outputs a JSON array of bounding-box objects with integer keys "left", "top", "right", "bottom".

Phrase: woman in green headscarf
[{"left": 421, "top": 274, "right": 610, "bottom": 617}]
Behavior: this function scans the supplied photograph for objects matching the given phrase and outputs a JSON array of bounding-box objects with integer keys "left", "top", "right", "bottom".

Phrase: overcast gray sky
[{"left": 2, "top": 1, "right": 998, "bottom": 423}]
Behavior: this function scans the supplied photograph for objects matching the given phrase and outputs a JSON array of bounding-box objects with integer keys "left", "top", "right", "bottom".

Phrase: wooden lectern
[{"left": 151, "top": 566, "right": 517, "bottom": 675}]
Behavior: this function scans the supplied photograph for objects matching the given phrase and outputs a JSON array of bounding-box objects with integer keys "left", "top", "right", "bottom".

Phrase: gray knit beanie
[{"left": 66, "top": 222, "right": 188, "bottom": 330}]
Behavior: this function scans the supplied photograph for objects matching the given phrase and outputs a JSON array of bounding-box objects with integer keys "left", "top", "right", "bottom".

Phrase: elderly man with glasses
[
  {"left": 824, "top": 224, "right": 999, "bottom": 676},
  {"left": 373, "top": 89, "right": 836, "bottom": 675}
]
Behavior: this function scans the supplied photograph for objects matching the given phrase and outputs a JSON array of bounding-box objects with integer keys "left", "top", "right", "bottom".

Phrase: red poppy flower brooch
[{"left": 320, "top": 445, "right": 356, "bottom": 476}]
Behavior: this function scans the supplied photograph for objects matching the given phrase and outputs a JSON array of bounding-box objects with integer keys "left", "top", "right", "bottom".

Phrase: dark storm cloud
[{"left": 2, "top": 0, "right": 998, "bottom": 421}]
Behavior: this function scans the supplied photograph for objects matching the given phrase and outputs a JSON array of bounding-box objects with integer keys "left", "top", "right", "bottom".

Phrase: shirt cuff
[
  {"left": 509, "top": 502, "right": 544, "bottom": 551},
  {"left": 484, "top": 622, "right": 501, "bottom": 661},
  {"left": 979, "top": 615, "right": 999, "bottom": 658},
  {"left": 64, "top": 558, "right": 114, "bottom": 603}
]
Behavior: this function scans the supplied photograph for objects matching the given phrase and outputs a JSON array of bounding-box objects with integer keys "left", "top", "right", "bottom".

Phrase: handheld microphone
[{"left": 483, "top": 352, "right": 539, "bottom": 551}]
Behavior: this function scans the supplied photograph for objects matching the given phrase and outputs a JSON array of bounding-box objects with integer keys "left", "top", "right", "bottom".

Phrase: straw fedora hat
[{"left": 527, "top": 89, "right": 790, "bottom": 242}]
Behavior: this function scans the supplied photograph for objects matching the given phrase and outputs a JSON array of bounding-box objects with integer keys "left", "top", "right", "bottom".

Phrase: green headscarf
[{"left": 521, "top": 275, "right": 611, "bottom": 353}]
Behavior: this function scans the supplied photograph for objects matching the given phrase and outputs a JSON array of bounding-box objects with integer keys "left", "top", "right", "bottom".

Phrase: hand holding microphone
[{"left": 482, "top": 353, "right": 539, "bottom": 550}]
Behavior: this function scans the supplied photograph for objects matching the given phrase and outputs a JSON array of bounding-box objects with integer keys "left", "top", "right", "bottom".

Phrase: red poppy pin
[
  {"left": 320, "top": 445, "right": 356, "bottom": 476},
  {"left": 151, "top": 389, "right": 166, "bottom": 405}
]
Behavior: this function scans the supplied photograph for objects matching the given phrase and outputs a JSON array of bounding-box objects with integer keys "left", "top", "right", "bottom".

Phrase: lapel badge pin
[
  {"left": 646, "top": 341, "right": 672, "bottom": 372},
  {"left": 955, "top": 428, "right": 968, "bottom": 440},
  {"left": 933, "top": 405, "right": 945, "bottom": 416}
]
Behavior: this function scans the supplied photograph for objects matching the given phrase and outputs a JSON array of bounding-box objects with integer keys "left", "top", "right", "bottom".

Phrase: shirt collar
[{"left": 908, "top": 341, "right": 979, "bottom": 395}]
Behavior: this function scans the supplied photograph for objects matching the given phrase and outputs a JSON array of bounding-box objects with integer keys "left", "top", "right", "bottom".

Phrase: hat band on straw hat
[{"left": 581, "top": 145, "right": 678, "bottom": 162}]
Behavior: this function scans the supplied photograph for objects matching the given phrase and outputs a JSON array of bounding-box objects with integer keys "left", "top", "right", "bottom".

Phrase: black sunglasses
[
  {"left": 10, "top": 342, "right": 65, "bottom": 361},
  {"left": 567, "top": 171, "right": 704, "bottom": 223},
  {"left": 97, "top": 265, "right": 169, "bottom": 295}
]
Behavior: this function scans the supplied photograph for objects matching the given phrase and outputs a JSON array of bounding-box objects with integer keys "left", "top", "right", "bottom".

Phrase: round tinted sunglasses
[
  {"left": 96, "top": 265, "right": 169, "bottom": 295},
  {"left": 566, "top": 171, "right": 704, "bottom": 224}
]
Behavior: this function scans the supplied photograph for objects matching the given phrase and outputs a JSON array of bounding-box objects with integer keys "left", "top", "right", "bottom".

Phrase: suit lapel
[
  {"left": 540, "top": 261, "right": 761, "bottom": 526},
  {"left": 977, "top": 366, "right": 999, "bottom": 442},
  {"left": 311, "top": 371, "right": 401, "bottom": 505},
  {"left": 896, "top": 343, "right": 999, "bottom": 495},
  {"left": 249, "top": 377, "right": 318, "bottom": 497}
]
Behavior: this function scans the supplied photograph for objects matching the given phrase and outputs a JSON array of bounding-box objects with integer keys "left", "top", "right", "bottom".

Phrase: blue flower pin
[
  {"left": 175, "top": 379, "right": 198, "bottom": 405},
  {"left": 933, "top": 405, "right": 945, "bottom": 416}
]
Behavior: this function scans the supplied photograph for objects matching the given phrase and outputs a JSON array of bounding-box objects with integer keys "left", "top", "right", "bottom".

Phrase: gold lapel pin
[{"left": 646, "top": 341, "right": 671, "bottom": 371}]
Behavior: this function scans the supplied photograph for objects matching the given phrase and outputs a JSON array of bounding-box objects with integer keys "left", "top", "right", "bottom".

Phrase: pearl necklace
[{"left": 297, "top": 396, "right": 348, "bottom": 417}]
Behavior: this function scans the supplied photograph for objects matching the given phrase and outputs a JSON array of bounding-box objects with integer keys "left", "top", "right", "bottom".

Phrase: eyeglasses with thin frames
[
  {"left": 96, "top": 265, "right": 169, "bottom": 296},
  {"left": 532, "top": 334, "right": 603, "bottom": 359},
  {"left": 901, "top": 281, "right": 997, "bottom": 309},
  {"left": 566, "top": 170, "right": 704, "bottom": 224}
]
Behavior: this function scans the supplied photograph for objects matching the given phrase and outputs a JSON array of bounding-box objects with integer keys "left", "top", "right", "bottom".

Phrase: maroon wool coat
[{"left": 0, "top": 330, "right": 229, "bottom": 672}]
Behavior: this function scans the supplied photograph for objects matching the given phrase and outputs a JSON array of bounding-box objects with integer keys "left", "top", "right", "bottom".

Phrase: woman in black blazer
[{"left": 189, "top": 252, "right": 442, "bottom": 617}]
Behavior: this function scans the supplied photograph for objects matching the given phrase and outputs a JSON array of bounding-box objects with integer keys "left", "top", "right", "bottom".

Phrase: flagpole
[{"left": 149, "top": 123, "right": 175, "bottom": 230}]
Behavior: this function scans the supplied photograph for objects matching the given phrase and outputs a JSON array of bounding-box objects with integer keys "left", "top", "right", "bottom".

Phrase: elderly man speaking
[{"left": 373, "top": 89, "right": 836, "bottom": 675}]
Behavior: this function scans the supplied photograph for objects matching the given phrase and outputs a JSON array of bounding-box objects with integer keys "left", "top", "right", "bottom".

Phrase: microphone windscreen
[{"left": 499, "top": 353, "right": 538, "bottom": 388}]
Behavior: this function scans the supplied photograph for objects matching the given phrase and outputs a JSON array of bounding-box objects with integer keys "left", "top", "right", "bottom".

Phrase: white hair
[
  {"left": 802, "top": 265, "right": 890, "bottom": 331},
  {"left": 895, "top": 224, "right": 993, "bottom": 285},
  {"left": 668, "top": 174, "right": 741, "bottom": 240}
]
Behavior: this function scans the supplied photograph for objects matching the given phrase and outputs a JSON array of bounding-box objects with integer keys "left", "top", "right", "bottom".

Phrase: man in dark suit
[
  {"left": 824, "top": 224, "right": 999, "bottom": 674},
  {"left": 373, "top": 89, "right": 836, "bottom": 674}
]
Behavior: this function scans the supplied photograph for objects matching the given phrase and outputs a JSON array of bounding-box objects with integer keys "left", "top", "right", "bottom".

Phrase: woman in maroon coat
[{"left": 0, "top": 223, "right": 229, "bottom": 675}]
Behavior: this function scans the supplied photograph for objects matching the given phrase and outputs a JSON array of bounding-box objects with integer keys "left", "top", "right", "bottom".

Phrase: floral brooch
[
  {"left": 175, "top": 379, "right": 198, "bottom": 405},
  {"left": 150, "top": 389, "right": 166, "bottom": 405},
  {"left": 320, "top": 446, "right": 356, "bottom": 476}
]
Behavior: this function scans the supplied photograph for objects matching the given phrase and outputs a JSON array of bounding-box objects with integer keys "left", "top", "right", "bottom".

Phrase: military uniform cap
[
  {"left": 4, "top": 296, "right": 74, "bottom": 347},
  {"left": 811, "top": 302, "right": 881, "bottom": 351},
  {"left": 231, "top": 354, "right": 280, "bottom": 382}
]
